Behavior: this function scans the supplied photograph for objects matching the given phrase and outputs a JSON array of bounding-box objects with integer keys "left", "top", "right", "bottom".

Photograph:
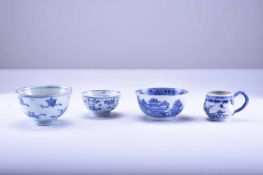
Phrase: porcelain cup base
[
  {"left": 93, "top": 111, "right": 111, "bottom": 117},
  {"left": 35, "top": 119, "right": 58, "bottom": 126},
  {"left": 146, "top": 116, "right": 176, "bottom": 121}
]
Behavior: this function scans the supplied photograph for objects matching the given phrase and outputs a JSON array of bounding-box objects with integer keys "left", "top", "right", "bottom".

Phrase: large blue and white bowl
[
  {"left": 82, "top": 90, "right": 121, "bottom": 116},
  {"left": 16, "top": 85, "right": 72, "bottom": 126},
  {"left": 136, "top": 88, "right": 188, "bottom": 120}
]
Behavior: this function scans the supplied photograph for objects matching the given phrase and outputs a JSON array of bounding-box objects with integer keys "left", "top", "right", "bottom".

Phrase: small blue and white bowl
[
  {"left": 16, "top": 85, "right": 72, "bottom": 126},
  {"left": 82, "top": 90, "right": 121, "bottom": 116},
  {"left": 136, "top": 88, "right": 188, "bottom": 120}
]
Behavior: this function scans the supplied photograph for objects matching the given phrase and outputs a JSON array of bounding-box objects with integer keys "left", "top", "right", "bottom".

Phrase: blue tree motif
[
  {"left": 40, "top": 97, "right": 62, "bottom": 108},
  {"left": 139, "top": 99, "right": 152, "bottom": 115},
  {"left": 168, "top": 100, "right": 183, "bottom": 116},
  {"left": 19, "top": 97, "right": 29, "bottom": 107}
]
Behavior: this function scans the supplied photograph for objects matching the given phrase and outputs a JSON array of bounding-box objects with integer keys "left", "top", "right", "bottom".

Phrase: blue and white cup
[
  {"left": 16, "top": 85, "right": 72, "bottom": 126},
  {"left": 204, "top": 91, "right": 249, "bottom": 121}
]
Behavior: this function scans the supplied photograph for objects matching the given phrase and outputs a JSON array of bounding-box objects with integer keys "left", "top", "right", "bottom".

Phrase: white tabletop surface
[{"left": 0, "top": 69, "right": 262, "bottom": 175}]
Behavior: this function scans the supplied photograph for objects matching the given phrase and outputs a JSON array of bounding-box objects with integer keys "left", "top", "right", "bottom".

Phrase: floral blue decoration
[
  {"left": 40, "top": 97, "right": 62, "bottom": 108},
  {"left": 82, "top": 90, "right": 120, "bottom": 116},
  {"left": 104, "top": 99, "right": 115, "bottom": 105},
  {"left": 83, "top": 96, "right": 119, "bottom": 113},
  {"left": 16, "top": 86, "right": 72, "bottom": 125}
]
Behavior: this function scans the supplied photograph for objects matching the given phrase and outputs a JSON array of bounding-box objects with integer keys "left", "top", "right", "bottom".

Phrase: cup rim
[
  {"left": 135, "top": 87, "right": 189, "bottom": 96},
  {"left": 206, "top": 90, "right": 233, "bottom": 96},
  {"left": 16, "top": 85, "right": 72, "bottom": 97},
  {"left": 81, "top": 90, "right": 121, "bottom": 98}
]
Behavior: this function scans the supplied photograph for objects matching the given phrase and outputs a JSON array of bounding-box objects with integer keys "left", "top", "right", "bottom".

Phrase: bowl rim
[
  {"left": 135, "top": 87, "right": 189, "bottom": 96},
  {"left": 81, "top": 90, "right": 121, "bottom": 98},
  {"left": 15, "top": 85, "right": 72, "bottom": 97}
]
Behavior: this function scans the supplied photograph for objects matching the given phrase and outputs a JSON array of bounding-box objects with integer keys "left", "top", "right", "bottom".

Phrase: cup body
[
  {"left": 82, "top": 90, "right": 120, "bottom": 116},
  {"left": 16, "top": 86, "right": 72, "bottom": 125},
  {"left": 204, "top": 91, "right": 235, "bottom": 121},
  {"left": 136, "top": 88, "right": 188, "bottom": 121}
]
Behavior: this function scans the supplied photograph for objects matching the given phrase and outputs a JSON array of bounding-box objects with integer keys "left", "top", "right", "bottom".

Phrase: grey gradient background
[{"left": 0, "top": 0, "right": 263, "bottom": 69}]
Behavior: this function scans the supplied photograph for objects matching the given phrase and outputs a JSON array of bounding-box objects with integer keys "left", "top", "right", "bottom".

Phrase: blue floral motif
[
  {"left": 83, "top": 96, "right": 119, "bottom": 113},
  {"left": 104, "top": 99, "right": 115, "bottom": 105},
  {"left": 87, "top": 98, "right": 100, "bottom": 104},
  {"left": 19, "top": 97, "right": 29, "bottom": 107},
  {"left": 40, "top": 97, "right": 62, "bottom": 108}
]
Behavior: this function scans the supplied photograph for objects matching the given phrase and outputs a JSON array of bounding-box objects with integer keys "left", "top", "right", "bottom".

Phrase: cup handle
[{"left": 233, "top": 91, "right": 249, "bottom": 114}]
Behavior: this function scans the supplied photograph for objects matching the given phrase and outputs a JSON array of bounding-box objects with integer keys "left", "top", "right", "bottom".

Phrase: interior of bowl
[
  {"left": 207, "top": 90, "right": 232, "bottom": 96},
  {"left": 136, "top": 88, "right": 188, "bottom": 96},
  {"left": 16, "top": 86, "right": 72, "bottom": 97},
  {"left": 82, "top": 90, "right": 120, "bottom": 98}
]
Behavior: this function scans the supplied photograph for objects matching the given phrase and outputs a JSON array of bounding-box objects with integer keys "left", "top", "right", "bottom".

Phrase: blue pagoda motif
[
  {"left": 138, "top": 97, "right": 184, "bottom": 118},
  {"left": 139, "top": 98, "right": 169, "bottom": 117}
]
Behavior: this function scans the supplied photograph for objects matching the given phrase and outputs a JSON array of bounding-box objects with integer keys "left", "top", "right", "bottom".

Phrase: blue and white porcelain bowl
[
  {"left": 82, "top": 90, "right": 121, "bottom": 116},
  {"left": 16, "top": 85, "right": 72, "bottom": 126},
  {"left": 136, "top": 88, "right": 188, "bottom": 120}
]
